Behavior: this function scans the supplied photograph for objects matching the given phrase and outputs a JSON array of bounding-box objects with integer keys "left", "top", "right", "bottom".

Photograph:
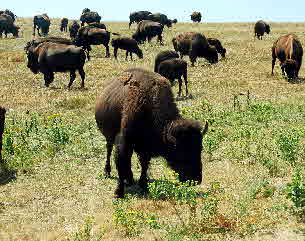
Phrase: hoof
[{"left": 114, "top": 188, "right": 124, "bottom": 199}]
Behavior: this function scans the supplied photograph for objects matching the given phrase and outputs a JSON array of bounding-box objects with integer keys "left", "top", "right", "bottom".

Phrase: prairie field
[{"left": 0, "top": 18, "right": 304, "bottom": 241}]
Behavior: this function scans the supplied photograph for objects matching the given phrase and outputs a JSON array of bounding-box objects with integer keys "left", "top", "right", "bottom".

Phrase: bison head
[
  {"left": 165, "top": 120, "right": 208, "bottom": 184},
  {"left": 282, "top": 59, "right": 298, "bottom": 80},
  {"left": 265, "top": 24, "right": 271, "bottom": 34},
  {"left": 25, "top": 46, "right": 39, "bottom": 74},
  {"left": 206, "top": 46, "right": 218, "bottom": 64},
  {"left": 221, "top": 48, "right": 227, "bottom": 58},
  {"left": 12, "top": 25, "right": 19, "bottom": 37},
  {"left": 136, "top": 48, "right": 143, "bottom": 59}
]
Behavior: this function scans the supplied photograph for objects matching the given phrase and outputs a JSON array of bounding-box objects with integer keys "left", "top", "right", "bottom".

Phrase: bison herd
[{"left": 0, "top": 8, "right": 304, "bottom": 198}]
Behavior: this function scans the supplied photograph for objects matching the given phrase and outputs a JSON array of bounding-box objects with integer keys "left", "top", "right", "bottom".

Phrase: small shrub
[{"left": 277, "top": 130, "right": 300, "bottom": 165}]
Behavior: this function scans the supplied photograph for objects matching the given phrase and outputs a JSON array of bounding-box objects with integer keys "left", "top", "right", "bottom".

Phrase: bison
[
  {"left": 0, "top": 107, "right": 6, "bottom": 162},
  {"left": 95, "top": 68, "right": 208, "bottom": 198},
  {"left": 88, "top": 22, "right": 106, "bottom": 30},
  {"left": 60, "top": 18, "right": 68, "bottom": 32},
  {"left": 80, "top": 11, "right": 101, "bottom": 27},
  {"left": 191, "top": 12, "right": 202, "bottom": 23},
  {"left": 207, "top": 38, "right": 226, "bottom": 58},
  {"left": 157, "top": 58, "right": 188, "bottom": 97},
  {"left": 111, "top": 37, "right": 143, "bottom": 60},
  {"left": 154, "top": 50, "right": 179, "bottom": 72},
  {"left": 129, "top": 11, "right": 151, "bottom": 28},
  {"left": 25, "top": 37, "right": 73, "bottom": 50},
  {"left": 0, "top": 14, "right": 19, "bottom": 38},
  {"left": 69, "top": 20, "right": 80, "bottom": 39},
  {"left": 132, "top": 20, "right": 164, "bottom": 45},
  {"left": 172, "top": 32, "right": 218, "bottom": 66},
  {"left": 0, "top": 9, "right": 16, "bottom": 22},
  {"left": 271, "top": 34, "right": 303, "bottom": 81},
  {"left": 33, "top": 14, "right": 51, "bottom": 36},
  {"left": 254, "top": 20, "right": 270, "bottom": 40},
  {"left": 147, "top": 13, "right": 172, "bottom": 28},
  {"left": 25, "top": 42, "right": 86, "bottom": 88}
]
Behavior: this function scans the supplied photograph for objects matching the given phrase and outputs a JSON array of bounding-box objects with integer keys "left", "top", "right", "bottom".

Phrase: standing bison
[
  {"left": 69, "top": 20, "right": 80, "bottom": 39},
  {"left": 0, "top": 14, "right": 19, "bottom": 38},
  {"left": 0, "top": 9, "right": 16, "bottom": 22},
  {"left": 132, "top": 20, "right": 164, "bottom": 45},
  {"left": 191, "top": 12, "right": 202, "bottom": 23},
  {"left": 60, "top": 18, "right": 68, "bottom": 32},
  {"left": 95, "top": 68, "right": 208, "bottom": 198},
  {"left": 254, "top": 20, "right": 270, "bottom": 40},
  {"left": 271, "top": 34, "right": 303, "bottom": 81},
  {"left": 129, "top": 11, "right": 151, "bottom": 28},
  {"left": 33, "top": 14, "right": 51, "bottom": 36},
  {"left": 80, "top": 11, "right": 101, "bottom": 27},
  {"left": 154, "top": 50, "right": 179, "bottom": 72},
  {"left": 25, "top": 42, "right": 86, "bottom": 88},
  {"left": 111, "top": 37, "right": 143, "bottom": 60}
]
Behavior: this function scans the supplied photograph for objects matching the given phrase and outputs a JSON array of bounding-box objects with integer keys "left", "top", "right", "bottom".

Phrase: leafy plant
[{"left": 277, "top": 130, "right": 300, "bottom": 165}]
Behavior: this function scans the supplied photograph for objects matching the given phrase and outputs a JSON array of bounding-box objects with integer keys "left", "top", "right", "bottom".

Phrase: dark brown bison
[
  {"left": 0, "top": 14, "right": 19, "bottom": 38},
  {"left": 147, "top": 13, "right": 172, "bottom": 28},
  {"left": 254, "top": 20, "right": 270, "bottom": 40},
  {"left": 172, "top": 32, "right": 218, "bottom": 66},
  {"left": 95, "top": 68, "right": 208, "bottom": 198},
  {"left": 33, "top": 14, "right": 51, "bottom": 36},
  {"left": 82, "top": 8, "right": 91, "bottom": 14},
  {"left": 88, "top": 22, "right": 106, "bottom": 30},
  {"left": 271, "top": 34, "right": 303, "bottom": 80},
  {"left": 25, "top": 37, "right": 73, "bottom": 50},
  {"left": 69, "top": 20, "right": 80, "bottom": 39},
  {"left": 129, "top": 11, "right": 152, "bottom": 28},
  {"left": 207, "top": 38, "right": 226, "bottom": 58},
  {"left": 60, "top": 18, "right": 68, "bottom": 32},
  {"left": 25, "top": 42, "right": 86, "bottom": 88},
  {"left": 154, "top": 50, "right": 179, "bottom": 72},
  {"left": 0, "top": 107, "right": 6, "bottom": 161},
  {"left": 111, "top": 37, "right": 143, "bottom": 60},
  {"left": 191, "top": 12, "right": 202, "bottom": 23},
  {"left": 157, "top": 58, "right": 188, "bottom": 97},
  {"left": 80, "top": 11, "right": 101, "bottom": 27},
  {"left": 132, "top": 20, "right": 164, "bottom": 45},
  {"left": 0, "top": 9, "right": 16, "bottom": 22}
]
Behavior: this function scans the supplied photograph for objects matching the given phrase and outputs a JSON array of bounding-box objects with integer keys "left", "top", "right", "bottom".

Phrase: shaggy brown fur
[
  {"left": 95, "top": 68, "right": 208, "bottom": 198},
  {"left": 154, "top": 50, "right": 179, "bottom": 72},
  {"left": 272, "top": 34, "right": 303, "bottom": 80},
  {"left": 207, "top": 38, "right": 226, "bottom": 58},
  {"left": 69, "top": 20, "right": 80, "bottom": 39},
  {"left": 254, "top": 20, "right": 270, "bottom": 40},
  {"left": 111, "top": 37, "right": 143, "bottom": 60},
  {"left": 60, "top": 18, "right": 68, "bottom": 32},
  {"left": 0, "top": 107, "right": 6, "bottom": 161},
  {"left": 132, "top": 20, "right": 164, "bottom": 45},
  {"left": 25, "top": 42, "right": 86, "bottom": 88},
  {"left": 157, "top": 58, "right": 188, "bottom": 97},
  {"left": 0, "top": 14, "right": 19, "bottom": 38},
  {"left": 191, "top": 12, "right": 202, "bottom": 22}
]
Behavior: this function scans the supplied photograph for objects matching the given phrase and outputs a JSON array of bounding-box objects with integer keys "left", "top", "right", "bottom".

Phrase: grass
[{"left": 0, "top": 18, "right": 304, "bottom": 240}]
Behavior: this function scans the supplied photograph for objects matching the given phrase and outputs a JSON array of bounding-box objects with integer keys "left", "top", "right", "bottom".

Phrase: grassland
[{"left": 0, "top": 18, "right": 304, "bottom": 241}]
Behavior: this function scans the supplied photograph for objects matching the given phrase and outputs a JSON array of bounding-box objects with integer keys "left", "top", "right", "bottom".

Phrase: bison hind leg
[
  {"left": 78, "top": 68, "right": 86, "bottom": 88},
  {"left": 68, "top": 71, "right": 76, "bottom": 88}
]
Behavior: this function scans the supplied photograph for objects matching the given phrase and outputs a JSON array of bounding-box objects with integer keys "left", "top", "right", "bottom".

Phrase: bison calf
[
  {"left": 95, "top": 68, "right": 208, "bottom": 198},
  {"left": 111, "top": 37, "right": 143, "bottom": 60},
  {"left": 157, "top": 58, "right": 188, "bottom": 97}
]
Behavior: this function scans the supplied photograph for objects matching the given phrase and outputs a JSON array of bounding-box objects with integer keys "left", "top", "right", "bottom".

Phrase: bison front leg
[
  {"left": 158, "top": 34, "right": 163, "bottom": 45},
  {"left": 138, "top": 153, "right": 151, "bottom": 193},
  {"left": 114, "top": 48, "right": 118, "bottom": 59},
  {"left": 68, "top": 71, "right": 76, "bottom": 88},
  {"left": 104, "top": 137, "right": 115, "bottom": 177},
  {"left": 78, "top": 68, "right": 86, "bottom": 88},
  {"left": 105, "top": 45, "right": 110, "bottom": 58},
  {"left": 125, "top": 51, "right": 128, "bottom": 61},
  {"left": 177, "top": 77, "right": 182, "bottom": 97},
  {"left": 44, "top": 72, "right": 54, "bottom": 87}
]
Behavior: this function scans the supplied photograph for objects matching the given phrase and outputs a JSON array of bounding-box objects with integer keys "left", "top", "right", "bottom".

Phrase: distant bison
[
  {"left": 147, "top": 13, "right": 172, "bottom": 28},
  {"left": 80, "top": 11, "right": 101, "bottom": 27},
  {"left": 0, "top": 9, "right": 16, "bottom": 22},
  {"left": 154, "top": 50, "right": 179, "bottom": 72},
  {"left": 207, "top": 38, "right": 226, "bottom": 58},
  {"left": 69, "top": 20, "right": 80, "bottom": 39},
  {"left": 129, "top": 11, "right": 151, "bottom": 28},
  {"left": 132, "top": 20, "right": 164, "bottom": 45},
  {"left": 25, "top": 42, "right": 86, "bottom": 88},
  {"left": 191, "top": 12, "right": 202, "bottom": 23},
  {"left": 95, "top": 68, "right": 208, "bottom": 198},
  {"left": 111, "top": 37, "right": 143, "bottom": 60},
  {"left": 33, "top": 14, "right": 51, "bottom": 36},
  {"left": 0, "top": 14, "right": 19, "bottom": 38},
  {"left": 254, "top": 20, "right": 270, "bottom": 40},
  {"left": 172, "top": 32, "right": 218, "bottom": 66},
  {"left": 0, "top": 107, "right": 6, "bottom": 161},
  {"left": 157, "top": 58, "right": 188, "bottom": 97},
  {"left": 272, "top": 34, "right": 303, "bottom": 80},
  {"left": 60, "top": 18, "right": 68, "bottom": 32}
]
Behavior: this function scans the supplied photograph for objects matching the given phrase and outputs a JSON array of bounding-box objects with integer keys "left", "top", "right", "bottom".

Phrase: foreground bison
[
  {"left": 69, "top": 20, "right": 80, "bottom": 39},
  {"left": 272, "top": 34, "right": 303, "bottom": 80},
  {"left": 80, "top": 11, "right": 101, "bottom": 27},
  {"left": 60, "top": 18, "right": 68, "bottom": 32},
  {"left": 129, "top": 11, "right": 151, "bottom": 28},
  {"left": 95, "top": 68, "right": 208, "bottom": 198},
  {"left": 172, "top": 32, "right": 218, "bottom": 66},
  {"left": 111, "top": 37, "right": 143, "bottom": 60},
  {"left": 0, "top": 107, "right": 6, "bottom": 161},
  {"left": 25, "top": 42, "right": 86, "bottom": 88},
  {"left": 0, "top": 14, "right": 19, "bottom": 38},
  {"left": 254, "top": 20, "right": 270, "bottom": 40},
  {"left": 191, "top": 12, "right": 202, "bottom": 23},
  {"left": 33, "top": 14, "right": 51, "bottom": 36},
  {"left": 154, "top": 50, "right": 179, "bottom": 72},
  {"left": 132, "top": 20, "right": 164, "bottom": 45}
]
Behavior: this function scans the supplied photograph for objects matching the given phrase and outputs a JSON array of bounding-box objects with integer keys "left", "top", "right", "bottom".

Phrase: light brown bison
[
  {"left": 25, "top": 42, "right": 86, "bottom": 88},
  {"left": 0, "top": 14, "right": 19, "bottom": 38},
  {"left": 95, "top": 68, "right": 208, "bottom": 198},
  {"left": 172, "top": 32, "right": 218, "bottom": 66},
  {"left": 191, "top": 12, "right": 202, "bottom": 23},
  {"left": 254, "top": 20, "right": 270, "bottom": 40},
  {"left": 33, "top": 14, "right": 51, "bottom": 36},
  {"left": 129, "top": 11, "right": 152, "bottom": 28},
  {"left": 69, "top": 20, "right": 80, "bottom": 39},
  {"left": 60, "top": 18, "right": 68, "bottom": 32},
  {"left": 154, "top": 50, "right": 179, "bottom": 72},
  {"left": 271, "top": 34, "right": 303, "bottom": 80},
  {"left": 207, "top": 38, "right": 226, "bottom": 58},
  {"left": 111, "top": 37, "right": 143, "bottom": 60},
  {"left": 132, "top": 20, "right": 164, "bottom": 45},
  {"left": 0, "top": 107, "right": 6, "bottom": 161}
]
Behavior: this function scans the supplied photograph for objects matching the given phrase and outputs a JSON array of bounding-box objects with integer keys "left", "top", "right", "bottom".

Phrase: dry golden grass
[{"left": 0, "top": 18, "right": 304, "bottom": 241}]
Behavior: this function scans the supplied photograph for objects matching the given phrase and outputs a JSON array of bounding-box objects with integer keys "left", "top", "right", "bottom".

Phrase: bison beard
[{"left": 95, "top": 68, "right": 208, "bottom": 198}]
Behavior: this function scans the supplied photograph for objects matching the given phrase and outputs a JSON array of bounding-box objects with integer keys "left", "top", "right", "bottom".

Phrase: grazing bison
[
  {"left": 132, "top": 20, "right": 164, "bottom": 45},
  {"left": 80, "top": 11, "right": 101, "bottom": 27},
  {"left": 147, "top": 13, "right": 172, "bottom": 28},
  {"left": 69, "top": 20, "right": 80, "bottom": 39},
  {"left": 95, "top": 68, "right": 208, "bottom": 198},
  {"left": 154, "top": 50, "right": 179, "bottom": 72},
  {"left": 157, "top": 58, "right": 188, "bottom": 97},
  {"left": 207, "top": 38, "right": 226, "bottom": 58},
  {"left": 0, "top": 107, "right": 6, "bottom": 161},
  {"left": 0, "top": 14, "right": 19, "bottom": 38},
  {"left": 0, "top": 9, "right": 16, "bottom": 22},
  {"left": 191, "top": 12, "right": 202, "bottom": 23},
  {"left": 129, "top": 11, "right": 152, "bottom": 28},
  {"left": 60, "top": 18, "right": 68, "bottom": 32},
  {"left": 25, "top": 42, "right": 86, "bottom": 88},
  {"left": 254, "top": 20, "right": 270, "bottom": 40},
  {"left": 33, "top": 14, "right": 51, "bottom": 36},
  {"left": 111, "top": 37, "right": 143, "bottom": 60},
  {"left": 271, "top": 34, "right": 303, "bottom": 80},
  {"left": 172, "top": 32, "right": 218, "bottom": 66}
]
